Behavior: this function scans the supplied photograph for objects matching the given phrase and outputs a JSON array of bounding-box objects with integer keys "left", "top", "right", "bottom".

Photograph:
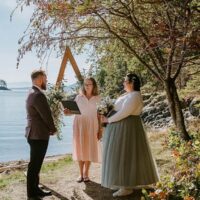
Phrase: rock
[
  {"left": 181, "top": 96, "right": 194, "bottom": 108},
  {"left": 165, "top": 117, "right": 171, "bottom": 122},
  {"left": 156, "top": 94, "right": 166, "bottom": 102},
  {"left": 160, "top": 103, "right": 168, "bottom": 110},
  {"left": 162, "top": 111, "right": 171, "bottom": 118},
  {"left": 155, "top": 114, "right": 163, "bottom": 120},
  {"left": 148, "top": 99, "right": 158, "bottom": 107},
  {"left": 184, "top": 110, "right": 191, "bottom": 119},
  {"left": 143, "top": 99, "right": 150, "bottom": 106},
  {"left": 156, "top": 118, "right": 165, "bottom": 124},
  {"left": 0, "top": 79, "right": 9, "bottom": 90},
  {"left": 141, "top": 111, "right": 148, "bottom": 119},
  {"left": 2, "top": 169, "right": 11, "bottom": 175},
  {"left": 168, "top": 119, "right": 174, "bottom": 126},
  {"left": 143, "top": 115, "right": 154, "bottom": 123},
  {"left": 142, "top": 92, "right": 198, "bottom": 129},
  {"left": 186, "top": 116, "right": 195, "bottom": 121},
  {"left": 17, "top": 160, "right": 25, "bottom": 165},
  {"left": 189, "top": 98, "right": 200, "bottom": 117}
]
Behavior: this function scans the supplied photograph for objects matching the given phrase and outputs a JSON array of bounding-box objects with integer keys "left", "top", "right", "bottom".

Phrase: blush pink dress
[{"left": 72, "top": 94, "right": 101, "bottom": 163}]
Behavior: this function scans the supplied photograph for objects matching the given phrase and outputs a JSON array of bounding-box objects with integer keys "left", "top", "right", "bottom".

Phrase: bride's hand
[
  {"left": 97, "top": 129, "right": 103, "bottom": 140},
  {"left": 63, "top": 108, "right": 72, "bottom": 116}
]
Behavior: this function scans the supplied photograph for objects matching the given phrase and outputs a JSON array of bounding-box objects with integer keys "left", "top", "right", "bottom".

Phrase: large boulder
[
  {"left": 142, "top": 93, "right": 172, "bottom": 128},
  {"left": 189, "top": 97, "right": 200, "bottom": 117},
  {"left": 142, "top": 92, "right": 199, "bottom": 129}
]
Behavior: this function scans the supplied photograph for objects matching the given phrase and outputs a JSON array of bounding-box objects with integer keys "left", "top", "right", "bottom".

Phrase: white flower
[{"left": 97, "top": 96, "right": 115, "bottom": 116}]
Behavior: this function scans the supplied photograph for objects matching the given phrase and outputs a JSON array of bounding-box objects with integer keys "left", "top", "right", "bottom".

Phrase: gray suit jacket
[{"left": 25, "top": 86, "right": 57, "bottom": 140}]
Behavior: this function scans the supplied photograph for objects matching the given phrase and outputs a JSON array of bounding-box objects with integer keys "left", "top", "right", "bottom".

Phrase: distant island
[{"left": 0, "top": 80, "right": 9, "bottom": 90}]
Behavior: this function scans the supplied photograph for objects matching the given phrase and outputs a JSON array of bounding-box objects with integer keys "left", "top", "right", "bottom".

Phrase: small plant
[{"left": 142, "top": 130, "right": 200, "bottom": 200}]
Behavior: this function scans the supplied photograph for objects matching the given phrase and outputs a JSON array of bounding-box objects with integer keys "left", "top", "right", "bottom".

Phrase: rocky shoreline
[{"left": 141, "top": 92, "right": 200, "bottom": 129}]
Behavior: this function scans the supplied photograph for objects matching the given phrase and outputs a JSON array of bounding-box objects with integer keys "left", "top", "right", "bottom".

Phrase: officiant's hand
[
  {"left": 101, "top": 115, "right": 108, "bottom": 123},
  {"left": 63, "top": 108, "right": 72, "bottom": 116}
]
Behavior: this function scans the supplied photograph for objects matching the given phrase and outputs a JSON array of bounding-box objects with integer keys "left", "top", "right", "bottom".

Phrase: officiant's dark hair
[
  {"left": 31, "top": 70, "right": 46, "bottom": 80},
  {"left": 126, "top": 73, "right": 141, "bottom": 91},
  {"left": 81, "top": 77, "right": 99, "bottom": 96}
]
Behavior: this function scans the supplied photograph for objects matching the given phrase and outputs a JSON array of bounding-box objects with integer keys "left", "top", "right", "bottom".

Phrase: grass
[
  {"left": 0, "top": 155, "right": 73, "bottom": 190},
  {"left": 41, "top": 155, "right": 73, "bottom": 173},
  {"left": 0, "top": 171, "right": 25, "bottom": 189},
  {"left": 0, "top": 198, "right": 11, "bottom": 200}
]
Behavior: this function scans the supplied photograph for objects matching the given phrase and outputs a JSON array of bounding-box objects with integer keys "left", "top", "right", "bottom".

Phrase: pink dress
[{"left": 73, "top": 94, "right": 101, "bottom": 163}]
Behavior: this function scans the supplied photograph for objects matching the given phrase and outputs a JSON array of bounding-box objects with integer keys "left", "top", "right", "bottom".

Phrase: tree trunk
[{"left": 164, "top": 78, "right": 191, "bottom": 140}]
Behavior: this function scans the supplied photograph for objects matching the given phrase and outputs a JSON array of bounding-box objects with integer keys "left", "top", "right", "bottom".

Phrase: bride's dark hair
[{"left": 126, "top": 73, "right": 141, "bottom": 91}]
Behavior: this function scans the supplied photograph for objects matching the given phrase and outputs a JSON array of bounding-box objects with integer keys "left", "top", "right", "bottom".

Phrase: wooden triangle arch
[{"left": 56, "top": 46, "right": 83, "bottom": 86}]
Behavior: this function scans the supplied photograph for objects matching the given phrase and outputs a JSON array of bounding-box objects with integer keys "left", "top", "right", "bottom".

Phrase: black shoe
[
  {"left": 37, "top": 189, "right": 52, "bottom": 197},
  {"left": 27, "top": 196, "right": 42, "bottom": 200}
]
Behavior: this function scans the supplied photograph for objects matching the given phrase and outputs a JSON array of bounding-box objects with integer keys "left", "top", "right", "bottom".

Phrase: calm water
[{"left": 0, "top": 89, "right": 73, "bottom": 162}]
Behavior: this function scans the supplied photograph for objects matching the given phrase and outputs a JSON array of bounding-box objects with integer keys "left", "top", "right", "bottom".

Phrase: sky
[{"left": 0, "top": 0, "right": 90, "bottom": 87}]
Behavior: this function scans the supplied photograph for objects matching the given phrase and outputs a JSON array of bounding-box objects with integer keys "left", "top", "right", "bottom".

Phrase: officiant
[{"left": 64, "top": 77, "right": 102, "bottom": 182}]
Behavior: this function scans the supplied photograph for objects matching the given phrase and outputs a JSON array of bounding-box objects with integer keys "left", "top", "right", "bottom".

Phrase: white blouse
[{"left": 108, "top": 91, "right": 143, "bottom": 123}]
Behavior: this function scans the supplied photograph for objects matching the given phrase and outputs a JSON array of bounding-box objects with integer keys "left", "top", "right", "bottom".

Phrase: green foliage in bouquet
[
  {"left": 46, "top": 83, "right": 67, "bottom": 140},
  {"left": 142, "top": 130, "right": 200, "bottom": 200},
  {"left": 96, "top": 96, "right": 115, "bottom": 116}
]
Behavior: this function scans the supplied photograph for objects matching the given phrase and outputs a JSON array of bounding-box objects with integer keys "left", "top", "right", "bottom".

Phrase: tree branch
[{"left": 95, "top": 11, "right": 163, "bottom": 81}]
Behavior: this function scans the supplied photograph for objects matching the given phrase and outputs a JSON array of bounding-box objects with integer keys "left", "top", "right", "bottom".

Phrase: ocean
[{"left": 0, "top": 89, "right": 73, "bottom": 162}]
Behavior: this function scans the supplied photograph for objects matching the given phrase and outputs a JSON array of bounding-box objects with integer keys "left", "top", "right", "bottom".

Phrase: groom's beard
[{"left": 41, "top": 82, "right": 47, "bottom": 90}]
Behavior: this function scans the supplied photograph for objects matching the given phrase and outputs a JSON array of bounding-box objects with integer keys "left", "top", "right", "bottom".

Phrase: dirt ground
[
  {"left": 0, "top": 130, "right": 172, "bottom": 200},
  {"left": 0, "top": 162, "right": 151, "bottom": 200}
]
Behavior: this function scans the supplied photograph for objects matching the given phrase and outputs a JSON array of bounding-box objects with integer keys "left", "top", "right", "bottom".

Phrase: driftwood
[
  {"left": 0, "top": 161, "right": 28, "bottom": 173},
  {"left": 0, "top": 154, "right": 69, "bottom": 173}
]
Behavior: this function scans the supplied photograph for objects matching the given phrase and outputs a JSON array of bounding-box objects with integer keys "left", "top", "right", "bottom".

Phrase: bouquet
[
  {"left": 97, "top": 97, "right": 115, "bottom": 126},
  {"left": 46, "top": 83, "right": 68, "bottom": 140}
]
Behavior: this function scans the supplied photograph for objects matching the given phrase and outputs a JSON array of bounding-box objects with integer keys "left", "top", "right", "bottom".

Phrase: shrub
[{"left": 142, "top": 130, "right": 200, "bottom": 200}]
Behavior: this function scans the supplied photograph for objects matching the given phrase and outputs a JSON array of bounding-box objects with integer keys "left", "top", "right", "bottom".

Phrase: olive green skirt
[{"left": 101, "top": 115, "right": 159, "bottom": 188}]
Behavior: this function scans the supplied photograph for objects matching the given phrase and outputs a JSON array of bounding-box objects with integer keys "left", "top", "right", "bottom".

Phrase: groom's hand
[
  {"left": 50, "top": 131, "right": 57, "bottom": 135},
  {"left": 50, "top": 127, "right": 57, "bottom": 135}
]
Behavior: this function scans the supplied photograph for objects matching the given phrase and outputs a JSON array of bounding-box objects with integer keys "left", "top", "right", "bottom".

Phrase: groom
[{"left": 25, "top": 70, "right": 57, "bottom": 200}]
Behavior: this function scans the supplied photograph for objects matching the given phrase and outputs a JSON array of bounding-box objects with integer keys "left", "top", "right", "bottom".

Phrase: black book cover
[{"left": 61, "top": 100, "right": 81, "bottom": 114}]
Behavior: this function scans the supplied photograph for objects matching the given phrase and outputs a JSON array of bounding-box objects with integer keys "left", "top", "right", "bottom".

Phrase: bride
[{"left": 101, "top": 73, "right": 159, "bottom": 197}]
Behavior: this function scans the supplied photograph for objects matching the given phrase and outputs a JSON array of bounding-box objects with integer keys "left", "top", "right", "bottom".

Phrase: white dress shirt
[
  {"left": 108, "top": 91, "right": 143, "bottom": 123},
  {"left": 33, "top": 85, "right": 45, "bottom": 94}
]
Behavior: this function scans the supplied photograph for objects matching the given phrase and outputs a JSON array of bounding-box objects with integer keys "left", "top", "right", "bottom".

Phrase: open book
[{"left": 61, "top": 100, "right": 81, "bottom": 114}]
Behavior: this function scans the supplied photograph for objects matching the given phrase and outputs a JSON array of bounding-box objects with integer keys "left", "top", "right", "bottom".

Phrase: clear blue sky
[{"left": 0, "top": 0, "right": 89, "bottom": 86}]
